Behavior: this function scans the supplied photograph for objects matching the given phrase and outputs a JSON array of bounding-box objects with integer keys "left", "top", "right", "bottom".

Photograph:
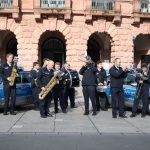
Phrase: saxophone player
[
  {"left": 37, "top": 60, "right": 55, "bottom": 118},
  {"left": 130, "top": 63, "right": 150, "bottom": 118},
  {"left": 1, "top": 53, "right": 17, "bottom": 115}
]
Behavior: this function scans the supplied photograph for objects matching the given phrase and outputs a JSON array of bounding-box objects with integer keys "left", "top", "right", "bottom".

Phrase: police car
[
  {"left": 106, "top": 73, "right": 150, "bottom": 108},
  {"left": 0, "top": 71, "right": 33, "bottom": 108}
]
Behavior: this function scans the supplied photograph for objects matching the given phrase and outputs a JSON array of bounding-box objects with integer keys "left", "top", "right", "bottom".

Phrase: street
[{"left": 0, "top": 88, "right": 150, "bottom": 149}]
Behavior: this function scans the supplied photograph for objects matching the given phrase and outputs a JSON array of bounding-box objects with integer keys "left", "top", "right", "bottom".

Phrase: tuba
[
  {"left": 39, "top": 70, "right": 61, "bottom": 100},
  {"left": 9, "top": 57, "right": 18, "bottom": 86}
]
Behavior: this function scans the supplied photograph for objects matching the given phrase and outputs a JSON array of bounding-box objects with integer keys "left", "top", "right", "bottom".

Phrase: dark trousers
[
  {"left": 53, "top": 88, "right": 66, "bottom": 111},
  {"left": 3, "top": 84, "right": 16, "bottom": 112},
  {"left": 39, "top": 92, "right": 52, "bottom": 116},
  {"left": 132, "top": 86, "right": 149, "bottom": 114},
  {"left": 32, "top": 87, "right": 39, "bottom": 107},
  {"left": 96, "top": 92, "right": 108, "bottom": 110},
  {"left": 64, "top": 87, "right": 75, "bottom": 108},
  {"left": 82, "top": 86, "right": 96, "bottom": 113},
  {"left": 110, "top": 88, "right": 125, "bottom": 116}
]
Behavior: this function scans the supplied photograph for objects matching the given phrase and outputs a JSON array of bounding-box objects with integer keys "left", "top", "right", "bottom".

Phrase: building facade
[{"left": 0, "top": 0, "right": 150, "bottom": 70}]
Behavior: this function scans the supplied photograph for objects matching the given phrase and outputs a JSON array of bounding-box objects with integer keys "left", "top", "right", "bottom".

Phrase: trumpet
[{"left": 79, "top": 52, "right": 94, "bottom": 65}]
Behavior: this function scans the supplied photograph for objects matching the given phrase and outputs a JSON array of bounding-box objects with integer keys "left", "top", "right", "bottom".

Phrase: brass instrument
[
  {"left": 79, "top": 52, "right": 94, "bottom": 64},
  {"left": 39, "top": 71, "right": 61, "bottom": 100},
  {"left": 42, "top": 58, "right": 50, "bottom": 68},
  {"left": 9, "top": 57, "right": 18, "bottom": 86}
]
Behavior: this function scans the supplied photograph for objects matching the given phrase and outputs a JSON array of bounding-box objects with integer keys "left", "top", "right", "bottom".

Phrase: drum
[
  {"left": 96, "top": 85, "right": 107, "bottom": 93},
  {"left": 63, "top": 70, "right": 80, "bottom": 87}
]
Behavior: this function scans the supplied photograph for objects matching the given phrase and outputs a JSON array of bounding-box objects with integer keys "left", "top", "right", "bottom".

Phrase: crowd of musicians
[{"left": 0, "top": 53, "right": 150, "bottom": 118}]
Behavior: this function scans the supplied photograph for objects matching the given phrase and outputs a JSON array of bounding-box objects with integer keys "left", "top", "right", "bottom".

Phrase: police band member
[
  {"left": 96, "top": 61, "right": 108, "bottom": 111},
  {"left": 109, "top": 58, "right": 128, "bottom": 118},
  {"left": 30, "top": 62, "right": 40, "bottom": 110},
  {"left": 53, "top": 62, "right": 67, "bottom": 114},
  {"left": 62, "top": 63, "right": 76, "bottom": 109},
  {"left": 130, "top": 64, "right": 150, "bottom": 118},
  {"left": 1, "top": 53, "right": 17, "bottom": 115},
  {"left": 37, "top": 60, "right": 55, "bottom": 118},
  {"left": 79, "top": 58, "right": 97, "bottom": 116}
]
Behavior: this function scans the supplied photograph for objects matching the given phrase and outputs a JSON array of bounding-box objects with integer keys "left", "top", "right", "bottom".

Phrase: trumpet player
[
  {"left": 130, "top": 63, "right": 150, "bottom": 118},
  {"left": 37, "top": 60, "right": 55, "bottom": 118},
  {"left": 109, "top": 58, "right": 128, "bottom": 118},
  {"left": 30, "top": 62, "right": 40, "bottom": 110},
  {"left": 79, "top": 57, "right": 97, "bottom": 116},
  {"left": 1, "top": 53, "right": 17, "bottom": 115}
]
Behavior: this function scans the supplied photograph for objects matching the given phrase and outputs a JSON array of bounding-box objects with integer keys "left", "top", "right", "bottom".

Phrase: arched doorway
[
  {"left": 0, "top": 30, "right": 17, "bottom": 62},
  {"left": 134, "top": 34, "right": 150, "bottom": 67},
  {"left": 6, "top": 37, "right": 18, "bottom": 56},
  {"left": 87, "top": 37, "right": 100, "bottom": 63},
  {"left": 87, "top": 32, "right": 111, "bottom": 67},
  {"left": 39, "top": 31, "right": 66, "bottom": 65}
]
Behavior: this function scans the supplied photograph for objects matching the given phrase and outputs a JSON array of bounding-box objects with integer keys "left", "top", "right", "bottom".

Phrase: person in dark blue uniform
[
  {"left": 62, "top": 63, "right": 76, "bottom": 109},
  {"left": 30, "top": 62, "right": 40, "bottom": 110},
  {"left": 1, "top": 53, "right": 17, "bottom": 115},
  {"left": 79, "top": 58, "right": 97, "bottom": 116},
  {"left": 37, "top": 60, "right": 55, "bottom": 118},
  {"left": 53, "top": 62, "right": 66, "bottom": 114},
  {"left": 130, "top": 64, "right": 150, "bottom": 118},
  {"left": 109, "top": 58, "right": 128, "bottom": 118},
  {"left": 96, "top": 61, "right": 108, "bottom": 111}
]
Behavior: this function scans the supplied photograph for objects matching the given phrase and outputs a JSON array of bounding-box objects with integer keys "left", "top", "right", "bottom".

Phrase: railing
[
  {"left": 41, "top": 0, "right": 65, "bottom": 8},
  {"left": 0, "top": 0, "right": 12, "bottom": 8},
  {"left": 92, "top": 0, "right": 115, "bottom": 10},
  {"left": 141, "top": 0, "right": 150, "bottom": 13}
]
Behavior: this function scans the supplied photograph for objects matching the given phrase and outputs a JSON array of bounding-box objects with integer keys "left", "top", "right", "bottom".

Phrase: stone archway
[
  {"left": 39, "top": 31, "right": 66, "bottom": 65},
  {"left": 87, "top": 32, "right": 111, "bottom": 64},
  {"left": 134, "top": 34, "right": 150, "bottom": 67},
  {"left": 0, "top": 30, "right": 18, "bottom": 62}
]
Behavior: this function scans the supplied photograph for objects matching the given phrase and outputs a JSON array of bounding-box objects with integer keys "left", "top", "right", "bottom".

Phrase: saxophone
[
  {"left": 39, "top": 71, "right": 60, "bottom": 100},
  {"left": 9, "top": 62, "right": 17, "bottom": 86}
]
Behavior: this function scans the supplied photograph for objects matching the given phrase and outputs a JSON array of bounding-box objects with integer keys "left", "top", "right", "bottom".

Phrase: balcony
[
  {"left": 133, "top": 0, "right": 150, "bottom": 24},
  {"left": 86, "top": 0, "right": 121, "bottom": 23},
  {"left": 141, "top": 0, "right": 150, "bottom": 13},
  {"left": 0, "top": 0, "right": 19, "bottom": 18},
  {"left": 34, "top": 0, "right": 71, "bottom": 20},
  {"left": 92, "top": 0, "right": 114, "bottom": 11},
  {"left": 41, "top": 0, "right": 65, "bottom": 9},
  {"left": 0, "top": 0, "right": 12, "bottom": 8}
]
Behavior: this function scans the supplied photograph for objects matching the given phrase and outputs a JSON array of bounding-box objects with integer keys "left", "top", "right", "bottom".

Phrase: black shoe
[
  {"left": 41, "top": 115, "right": 47, "bottom": 118},
  {"left": 54, "top": 110, "right": 59, "bottom": 114},
  {"left": 147, "top": 111, "right": 150, "bottom": 116},
  {"left": 112, "top": 115, "right": 117, "bottom": 119},
  {"left": 71, "top": 105, "right": 78, "bottom": 108},
  {"left": 83, "top": 112, "right": 89, "bottom": 115},
  {"left": 96, "top": 108, "right": 100, "bottom": 111},
  {"left": 101, "top": 108, "right": 108, "bottom": 111},
  {"left": 92, "top": 112, "right": 96, "bottom": 116},
  {"left": 62, "top": 109, "right": 67, "bottom": 114},
  {"left": 3, "top": 111, "right": 8, "bottom": 115},
  {"left": 10, "top": 111, "right": 16, "bottom": 115},
  {"left": 141, "top": 113, "right": 146, "bottom": 118},
  {"left": 46, "top": 113, "right": 53, "bottom": 117},
  {"left": 119, "top": 114, "right": 128, "bottom": 118},
  {"left": 130, "top": 113, "right": 136, "bottom": 118}
]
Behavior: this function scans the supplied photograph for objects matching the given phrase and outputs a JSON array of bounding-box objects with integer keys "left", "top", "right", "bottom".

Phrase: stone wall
[{"left": 0, "top": 0, "right": 149, "bottom": 70}]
